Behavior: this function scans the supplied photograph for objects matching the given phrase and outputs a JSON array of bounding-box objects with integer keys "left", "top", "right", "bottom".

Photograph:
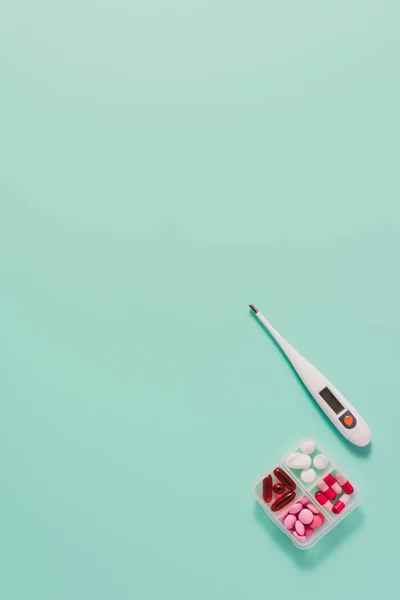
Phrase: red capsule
[
  {"left": 274, "top": 468, "right": 296, "bottom": 491},
  {"left": 332, "top": 494, "right": 350, "bottom": 514},
  {"left": 335, "top": 473, "right": 354, "bottom": 495},
  {"left": 262, "top": 474, "right": 273, "bottom": 503},
  {"left": 271, "top": 491, "right": 296, "bottom": 512},
  {"left": 273, "top": 483, "right": 285, "bottom": 495}
]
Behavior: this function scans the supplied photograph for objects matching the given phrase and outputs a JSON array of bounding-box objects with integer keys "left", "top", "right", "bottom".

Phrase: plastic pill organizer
[{"left": 254, "top": 439, "right": 360, "bottom": 550}]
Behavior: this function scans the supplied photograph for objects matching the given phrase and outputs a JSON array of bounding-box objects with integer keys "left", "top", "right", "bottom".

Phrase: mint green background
[{"left": 1, "top": 1, "right": 399, "bottom": 598}]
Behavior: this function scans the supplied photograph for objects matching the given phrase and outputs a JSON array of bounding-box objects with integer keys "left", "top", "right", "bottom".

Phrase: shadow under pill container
[{"left": 254, "top": 439, "right": 361, "bottom": 550}]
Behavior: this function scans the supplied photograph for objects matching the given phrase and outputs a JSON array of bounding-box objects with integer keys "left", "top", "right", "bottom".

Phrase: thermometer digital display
[
  {"left": 249, "top": 304, "right": 371, "bottom": 447},
  {"left": 319, "top": 387, "right": 345, "bottom": 415}
]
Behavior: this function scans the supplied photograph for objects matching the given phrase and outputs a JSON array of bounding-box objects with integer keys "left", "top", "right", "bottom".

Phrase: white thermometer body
[{"left": 250, "top": 305, "right": 371, "bottom": 447}]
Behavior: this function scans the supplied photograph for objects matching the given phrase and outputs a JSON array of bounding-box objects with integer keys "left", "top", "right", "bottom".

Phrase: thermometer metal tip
[{"left": 249, "top": 304, "right": 371, "bottom": 447}]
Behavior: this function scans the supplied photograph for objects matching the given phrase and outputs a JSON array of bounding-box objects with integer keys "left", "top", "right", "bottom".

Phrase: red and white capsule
[
  {"left": 324, "top": 473, "right": 342, "bottom": 495},
  {"left": 315, "top": 491, "right": 333, "bottom": 512},
  {"left": 332, "top": 494, "right": 350, "bottom": 514},
  {"left": 317, "top": 480, "right": 336, "bottom": 500},
  {"left": 335, "top": 473, "right": 354, "bottom": 495}
]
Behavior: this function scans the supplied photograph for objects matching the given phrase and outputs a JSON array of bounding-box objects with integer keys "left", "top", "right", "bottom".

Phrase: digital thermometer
[{"left": 249, "top": 304, "right": 371, "bottom": 447}]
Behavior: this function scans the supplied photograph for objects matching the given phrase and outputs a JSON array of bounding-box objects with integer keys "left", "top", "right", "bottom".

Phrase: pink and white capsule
[
  {"left": 317, "top": 481, "right": 336, "bottom": 500},
  {"left": 332, "top": 494, "right": 351, "bottom": 514},
  {"left": 335, "top": 473, "right": 354, "bottom": 495},
  {"left": 324, "top": 473, "right": 342, "bottom": 495},
  {"left": 315, "top": 491, "right": 334, "bottom": 512}
]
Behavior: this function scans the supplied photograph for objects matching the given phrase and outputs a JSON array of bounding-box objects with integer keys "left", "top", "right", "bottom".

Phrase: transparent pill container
[{"left": 254, "top": 439, "right": 361, "bottom": 550}]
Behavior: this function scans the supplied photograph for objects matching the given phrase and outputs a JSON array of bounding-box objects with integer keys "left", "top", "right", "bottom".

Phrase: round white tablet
[
  {"left": 300, "top": 440, "right": 315, "bottom": 454},
  {"left": 313, "top": 454, "right": 328, "bottom": 470},
  {"left": 286, "top": 453, "right": 312, "bottom": 470},
  {"left": 301, "top": 468, "right": 316, "bottom": 483}
]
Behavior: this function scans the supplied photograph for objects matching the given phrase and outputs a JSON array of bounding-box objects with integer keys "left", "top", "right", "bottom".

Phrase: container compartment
[
  {"left": 313, "top": 469, "right": 359, "bottom": 518},
  {"left": 254, "top": 466, "right": 301, "bottom": 515},
  {"left": 277, "top": 490, "right": 333, "bottom": 549},
  {"left": 283, "top": 442, "right": 331, "bottom": 490}
]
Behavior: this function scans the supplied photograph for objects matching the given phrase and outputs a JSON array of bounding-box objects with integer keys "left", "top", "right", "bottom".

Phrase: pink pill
[
  {"left": 298, "top": 508, "right": 313, "bottom": 524},
  {"left": 295, "top": 520, "right": 305, "bottom": 536},
  {"left": 311, "top": 512, "right": 325, "bottom": 527},
  {"left": 289, "top": 503, "right": 303, "bottom": 514},
  {"left": 284, "top": 514, "right": 297, "bottom": 530},
  {"left": 306, "top": 503, "right": 319, "bottom": 514},
  {"left": 310, "top": 514, "right": 324, "bottom": 529},
  {"left": 293, "top": 532, "right": 307, "bottom": 543},
  {"left": 304, "top": 527, "right": 314, "bottom": 536},
  {"left": 298, "top": 496, "right": 309, "bottom": 505}
]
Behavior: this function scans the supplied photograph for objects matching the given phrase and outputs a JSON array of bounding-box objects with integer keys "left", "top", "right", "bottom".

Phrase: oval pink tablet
[
  {"left": 288, "top": 503, "right": 303, "bottom": 515},
  {"left": 306, "top": 503, "right": 319, "bottom": 514},
  {"left": 310, "top": 514, "right": 323, "bottom": 529},
  {"left": 298, "top": 496, "right": 309, "bottom": 505},
  {"left": 293, "top": 532, "right": 306, "bottom": 543},
  {"left": 298, "top": 508, "right": 313, "bottom": 524},
  {"left": 284, "top": 514, "right": 297, "bottom": 530},
  {"left": 295, "top": 520, "right": 305, "bottom": 536},
  {"left": 304, "top": 527, "right": 314, "bottom": 536}
]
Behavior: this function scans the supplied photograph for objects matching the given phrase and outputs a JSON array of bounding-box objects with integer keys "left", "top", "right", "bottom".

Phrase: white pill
[
  {"left": 301, "top": 468, "right": 316, "bottom": 483},
  {"left": 300, "top": 440, "right": 315, "bottom": 454},
  {"left": 313, "top": 454, "right": 328, "bottom": 470},
  {"left": 286, "top": 453, "right": 312, "bottom": 470}
]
